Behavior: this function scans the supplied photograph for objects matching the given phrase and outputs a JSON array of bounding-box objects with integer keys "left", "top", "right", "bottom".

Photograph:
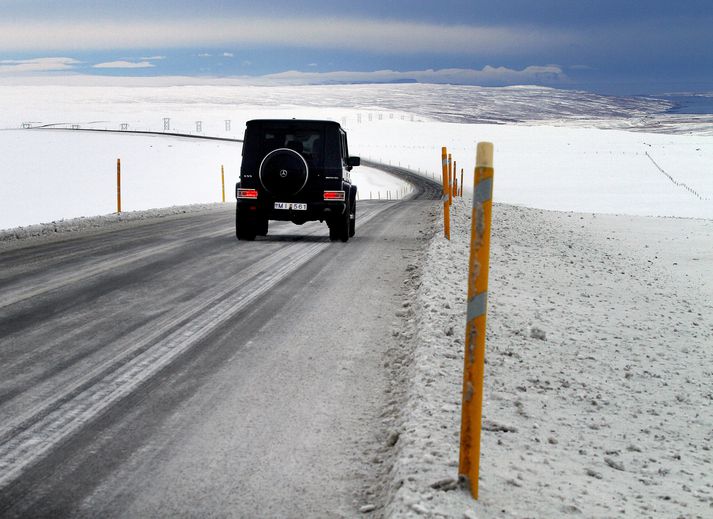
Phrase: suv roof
[{"left": 246, "top": 119, "right": 341, "bottom": 126}]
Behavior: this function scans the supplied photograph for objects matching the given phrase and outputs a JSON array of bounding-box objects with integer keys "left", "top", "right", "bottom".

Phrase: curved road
[{"left": 0, "top": 164, "right": 440, "bottom": 518}]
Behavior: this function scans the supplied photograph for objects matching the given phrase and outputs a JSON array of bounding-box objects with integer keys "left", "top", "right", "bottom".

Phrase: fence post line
[
  {"left": 221, "top": 165, "right": 226, "bottom": 203},
  {"left": 458, "top": 141, "right": 494, "bottom": 499},
  {"left": 441, "top": 146, "right": 450, "bottom": 240},
  {"left": 116, "top": 158, "right": 122, "bottom": 213}
]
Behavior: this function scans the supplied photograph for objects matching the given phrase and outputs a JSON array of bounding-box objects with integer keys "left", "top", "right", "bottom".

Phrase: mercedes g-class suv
[{"left": 235, "top": 119, "right": 359, "bottom": 242}]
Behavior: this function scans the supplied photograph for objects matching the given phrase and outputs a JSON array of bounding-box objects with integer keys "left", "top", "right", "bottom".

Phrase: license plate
[{"left": 274, "top": 202, "right": 307, "bottom": 210}]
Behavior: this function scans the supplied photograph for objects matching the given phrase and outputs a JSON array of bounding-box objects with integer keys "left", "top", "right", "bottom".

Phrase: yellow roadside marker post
[
  {"left": 459, "top": 142, "right": 494, "bottom": 499},
  {"left": 453, "top": 159, "right": 457, "bottom": 198},
  {"left": 441, "top": 147, "right": 450, "bottom": 239},
  {"left": 448, "top": 153, "right": 453, "bottom": 206},
  {"left": 221, "top": 165, "right": 226, "bottom": 203},
  {"left": 116, "top": 158, "right": 122, "bottom": 213}
]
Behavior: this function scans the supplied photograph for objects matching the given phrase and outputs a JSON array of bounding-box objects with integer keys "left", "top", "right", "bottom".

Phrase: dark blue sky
[{"left": 1, "top": 0, "right": 712, "bottom": 94}]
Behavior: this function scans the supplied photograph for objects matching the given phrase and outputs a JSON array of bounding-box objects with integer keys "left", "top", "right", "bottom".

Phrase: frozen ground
[{"left": 385, "top": 196, "right": 713, "bottom": 518}]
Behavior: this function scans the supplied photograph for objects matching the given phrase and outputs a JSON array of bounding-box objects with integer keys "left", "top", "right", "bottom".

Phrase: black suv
[{"left": 235, "top": 119, "right": 359, "bottom": 242}]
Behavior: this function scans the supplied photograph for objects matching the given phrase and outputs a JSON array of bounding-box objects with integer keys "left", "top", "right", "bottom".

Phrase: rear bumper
[{"left": 236, "top": 198, "right": 347, "bottom": 221}]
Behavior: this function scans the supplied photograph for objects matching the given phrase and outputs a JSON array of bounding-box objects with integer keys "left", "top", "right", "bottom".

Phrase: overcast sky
[{"left": 1, "top": 0, "right": 712, "bottom": 94}]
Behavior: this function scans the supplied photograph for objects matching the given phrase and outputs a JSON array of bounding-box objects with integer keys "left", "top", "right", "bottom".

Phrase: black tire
[
  {"left": 348, "top": 187, "right": 356, "bottom": 238},
  {"left": 327, "top": 201, "right": 350, "bottom": 242},
  {"left": 256, "top": 217, "right": 269, "bottom": 236},
  {"left": 328, "top": 220, "right": 339, "bottom": 241},
  {"left": 236, "top": 209, "right": 257, "bottom": 241}
]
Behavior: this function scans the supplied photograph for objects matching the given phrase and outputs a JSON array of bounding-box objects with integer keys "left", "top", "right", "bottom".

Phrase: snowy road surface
[{"left": 0, "top": 168, "right": 440, "bottom": 518}]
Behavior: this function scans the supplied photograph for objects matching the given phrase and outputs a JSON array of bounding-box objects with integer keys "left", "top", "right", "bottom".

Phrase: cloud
[
  {"left": 0, "top": 17, "right": 572, "bottom": 56},
  {"left": 258, "top": 65, "right": 567, "bottom": 86},
  {"left": 140, "top": 55, "right": 166, "bottom": 60},
  {"left": 0, "top": 57, "right": 80, "bottom": 74},
  {"left": 222, "top": 52, "right": 234, "bottom": 57},
  {"left": 198, "top": 53, "right": 212, "bottom": 57},
  {"left": 93, "top": 60, "right": 155, "bottom": 69}
]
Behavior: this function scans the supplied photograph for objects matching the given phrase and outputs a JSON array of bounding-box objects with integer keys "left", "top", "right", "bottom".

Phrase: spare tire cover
[{"left": 259, "top": 148, "right": 309, "bottom": 196}]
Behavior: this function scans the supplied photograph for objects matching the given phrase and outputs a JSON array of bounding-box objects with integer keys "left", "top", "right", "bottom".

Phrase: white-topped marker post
[{"left": 458, "top": 141, "right": 494, "bottom": 499}]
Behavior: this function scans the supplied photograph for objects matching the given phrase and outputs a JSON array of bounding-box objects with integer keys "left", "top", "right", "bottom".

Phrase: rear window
[
  {"left": 257, "top": 126, "right": 324, "bottom": 167},
  {"left": 263, "top": 129, "right": 320, "bottom": 154}
]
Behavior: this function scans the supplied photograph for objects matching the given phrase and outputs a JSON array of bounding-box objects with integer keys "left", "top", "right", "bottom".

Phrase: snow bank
[
  {"left": 353, "top": 166, "right": 414, "bottom": 201},
  {"left": 386, "top": 196, "right": 713, "bottom": 518},
  {"left": 0, "top": 203, "right": 228, "bottom": 248}
]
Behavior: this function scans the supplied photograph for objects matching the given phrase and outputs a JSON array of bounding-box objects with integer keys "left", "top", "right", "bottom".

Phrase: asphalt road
[{"left": 0, "top": 165, "right": 440, "bottom": 518}]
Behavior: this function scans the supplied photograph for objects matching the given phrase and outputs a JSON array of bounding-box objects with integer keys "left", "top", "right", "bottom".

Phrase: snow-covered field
[
  {"left": 1, "top": 83, "right": 712, "bottom": 517},
  {"left": 0, "top": 130, "right": 410, "bottom": 233},
  {"left": 1, "top": 83, "right": 712, "bottom": 233}
]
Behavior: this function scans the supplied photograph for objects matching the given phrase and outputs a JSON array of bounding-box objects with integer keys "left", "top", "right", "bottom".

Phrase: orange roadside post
[
  {"left": 441, "top": 146, "right": 450, "bottom": 239},
  {"left": 452, "top": 159, "right": 457, "bottom": 197},
  {"left": 460, "top": 168, "right": 464, "bottom": 197},
  {"left": 116, "top": 158, "right": 122, "bottom": 213},
  {"left": 221, "top": 165, "right": 226, "bottom": 203},
  {"left": 458, "top": 141, "right": 494, "bottom": 499},
  {"left": 448, "top": 153, "right": 453, "bottom": 206}
]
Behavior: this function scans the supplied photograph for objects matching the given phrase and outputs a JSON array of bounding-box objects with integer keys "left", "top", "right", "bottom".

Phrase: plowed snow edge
[{"left": 384, "top": 197, "right": 713, "bottom": 518}]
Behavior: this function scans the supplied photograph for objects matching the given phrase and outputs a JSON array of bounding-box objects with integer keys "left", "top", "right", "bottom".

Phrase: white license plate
[{"left": 274, "top": 202, "right": 307, "bottom": 210}]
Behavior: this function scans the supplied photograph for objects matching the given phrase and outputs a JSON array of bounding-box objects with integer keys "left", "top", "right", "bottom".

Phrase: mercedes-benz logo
[{"left": 279, "top": 169, "right": 288, "bottom": 178}]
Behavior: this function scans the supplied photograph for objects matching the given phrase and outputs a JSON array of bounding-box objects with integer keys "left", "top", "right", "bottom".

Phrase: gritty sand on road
[{"left": 384, "top": 197, "right": 713, "bottom": 518}]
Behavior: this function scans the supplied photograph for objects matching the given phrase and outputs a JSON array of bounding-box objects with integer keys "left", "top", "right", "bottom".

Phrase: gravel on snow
[{"left": 383, "top": 196, "right": 713, "bottom": 518}]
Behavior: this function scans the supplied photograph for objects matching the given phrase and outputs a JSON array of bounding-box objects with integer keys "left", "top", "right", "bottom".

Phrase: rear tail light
[
  {"left": 323, "top": 190, "right": 345, "bottom": 201},
  {"left": 237, "top": 188, "right": 258, "bottom": 199}
]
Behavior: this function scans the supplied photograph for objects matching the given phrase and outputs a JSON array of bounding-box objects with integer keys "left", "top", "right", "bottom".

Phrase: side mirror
[{"left": 347, "top": 156, "right": 360, "bottom": 167}]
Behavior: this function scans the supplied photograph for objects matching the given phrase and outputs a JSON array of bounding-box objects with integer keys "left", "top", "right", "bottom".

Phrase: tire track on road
[
  {"left": 0, "top": 201, "right": 392, "bottom": 493},
  {"left": 0, "top": 226, "right": 233, "bottom": 310},
  {"left": 0, "top": 214, "right": 231, "bottom": 280}
]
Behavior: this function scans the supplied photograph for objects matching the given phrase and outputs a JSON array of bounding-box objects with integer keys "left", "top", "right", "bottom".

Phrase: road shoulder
[{"left": 384, "top": 197, "right": 713, "bottom": 518}]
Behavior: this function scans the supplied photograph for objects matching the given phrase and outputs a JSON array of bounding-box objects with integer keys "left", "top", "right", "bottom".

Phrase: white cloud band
[
  {"left": 0, "top": 17, "right": 570, "bottom": 55},
  {"left": 93, "top": 60, "right": 155, "bottom": 69}
]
